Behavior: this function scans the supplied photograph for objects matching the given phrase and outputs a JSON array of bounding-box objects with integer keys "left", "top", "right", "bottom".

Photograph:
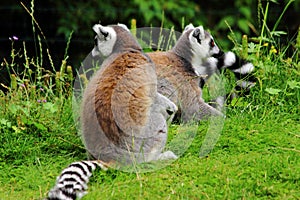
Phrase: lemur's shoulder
[{"left": 148, "top": 51, "right": 194, "bottom": 76}]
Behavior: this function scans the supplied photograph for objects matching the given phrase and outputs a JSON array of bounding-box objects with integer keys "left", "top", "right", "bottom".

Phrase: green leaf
[
  {"left": 0, "top": 118, "right": 12, "bottom": 128},
  {"left": 20, "top": 116, "right": 47, "bottom": 131},
  {"left": 265, "top": 88, "right": 282, "bottom": 95},
  {"left": 238, "top": 19, "right": 250, "bottom": 34},
  {"left": 217, "top": 16, "right": 235, "bottom": 30},
  {"left": 20, "top": 116, "right": 33, "bottom": 125},
  {"left": 230, "top": 97, "right": 249, "bottom": 107},
  {"left": 8, "top": 104, "right": 18, "bottom": 114},
  {"left": 12, "top": 125, "right": 22, "bottom": 134},
  {"left": 33, "top": 122, "right": 47, "bottom": 131},
  {"left": 239, "top": 6, "right": 251, "bottom": 19},
  {"left": 8, "top": 104, "right": 29, "bottom": 116},
  {"left": 287, "top": 80, "right": 300, "bottom": 89},
  {"left": 271, "top": 31, "right": 287, "bottom": 37},
  {"left": 43, "top": 102, "right": 58, "bottom": 113},
  {"left": 248, "top": 42, "right": 258, "bottom": 53},
  {"left": 270, "top": 0, "right": 279, "bottom": 3}
]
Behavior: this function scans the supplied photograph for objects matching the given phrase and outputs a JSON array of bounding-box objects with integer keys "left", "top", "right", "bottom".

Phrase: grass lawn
[{"left": 0, "top": 106, "right": 299, "bottom": 199}]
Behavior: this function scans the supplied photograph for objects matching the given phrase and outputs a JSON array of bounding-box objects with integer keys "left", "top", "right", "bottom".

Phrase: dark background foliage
[{"left": 0, "top": 0, "right": 299, "bottom": 72}]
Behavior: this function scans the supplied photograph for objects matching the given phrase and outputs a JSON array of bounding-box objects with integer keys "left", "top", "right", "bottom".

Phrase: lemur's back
[
  {"left": 81, "top": 51, "right": 158, "bottom": 163},
  {"left": 148, "top": 51, "right": 222, "bottom": 122}
]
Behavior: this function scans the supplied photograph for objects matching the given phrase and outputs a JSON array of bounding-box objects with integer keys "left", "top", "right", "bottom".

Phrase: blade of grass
[{"left": 272, "top": 0, "right": 295, "bottom": 32}]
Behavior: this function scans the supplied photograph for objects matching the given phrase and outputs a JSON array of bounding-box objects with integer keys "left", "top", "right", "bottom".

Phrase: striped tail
[
  {"left": 203, "top": 51, "right": 256, "bottom": 109},
  {"left": 47, "top": 160, "right": 108, "bottom": 200},
  {"left": 213, "top": 51, "right": 256, "bottom": 91}
]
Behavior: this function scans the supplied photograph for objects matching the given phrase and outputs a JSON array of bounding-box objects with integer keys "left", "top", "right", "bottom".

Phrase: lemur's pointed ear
[
  {"left": 117, "top": 23, "right": 130, "bottom": 32},
  {"left": 192, "top": 26, "right": 205, "bottom": 42},
  {"left": 194, "top": 26, "right": 205, "bottom": 39},
  {"left": 93, "top": 24, "right": 109, "bottom": 38},
  {"left": 192, "top": 28, "right": 200, "bottom": 38},
  {"left": 184, "top": 23, "right": 194, "bottom": 32},
  {"left": 199, "top": 26, "right": 205, "bottom": 40}
]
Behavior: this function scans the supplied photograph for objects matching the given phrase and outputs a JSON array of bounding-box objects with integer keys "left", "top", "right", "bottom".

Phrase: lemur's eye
[
  {"left": 210, "top": 39, "right": 215, "bottom": 47},
  {"left": 94, "top": 36, "right": 98, "bottom": 46}
]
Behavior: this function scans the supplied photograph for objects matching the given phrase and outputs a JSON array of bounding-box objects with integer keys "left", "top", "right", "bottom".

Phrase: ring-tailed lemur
[
  {"left": 46, "top": 23, "right": 178, "bottom": 200},
  {"left": 184, "top": 24, "right": 255, "bottom": 105},
  {"left": 148, "top": 24, "right": 224, "bottom": 122},
  {"left": 148, "top": 24, "right": 255, "bottom": 120}
]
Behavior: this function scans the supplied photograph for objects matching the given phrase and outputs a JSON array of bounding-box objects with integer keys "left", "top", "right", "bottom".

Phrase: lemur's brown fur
[
  {"left": 148, "top": 51, "right": 222, "bottom": 122},
  {"left": 144, "top": 25, "right": 224, "bottom": 122},
  {"left": 81, "top": 24, "right": 177, "bottom": 163},
  {"left": 93, "top": 52, "right": 153, "bottom": 144}
]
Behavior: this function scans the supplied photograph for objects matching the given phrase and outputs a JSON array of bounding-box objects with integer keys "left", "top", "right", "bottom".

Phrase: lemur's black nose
[{"left": 212, "top": 50, "right": 224, "bottom": 59}]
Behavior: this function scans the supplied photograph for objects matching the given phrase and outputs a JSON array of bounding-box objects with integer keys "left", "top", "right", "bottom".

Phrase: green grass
[
  {"left": 1, "top": 50, "right": 299, "bottom": 200},
  {"left": 0, "top": 1, "right": 300, "bottom": 199},
  {"left": 0, "top": 109, "right": 299, "bottom": 199}
]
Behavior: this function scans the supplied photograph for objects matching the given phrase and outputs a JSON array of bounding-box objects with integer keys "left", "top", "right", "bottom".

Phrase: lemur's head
[
  {"left": 183, "top": 24, "right": 220, "bottom": 59},
  {"left": 92, "top": 23, "right": 141, "bottom": 57},
  {"left": 171, "top": 24, "right": 220, "bottom": 76}
]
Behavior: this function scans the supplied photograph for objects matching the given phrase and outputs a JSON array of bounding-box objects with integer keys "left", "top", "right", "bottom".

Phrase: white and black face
[
  {"left": 92, "top": 23, "right": 130, "bottom": 57},
  {"left": 188, "top": 26, "right": 220, "bottom": 59}
]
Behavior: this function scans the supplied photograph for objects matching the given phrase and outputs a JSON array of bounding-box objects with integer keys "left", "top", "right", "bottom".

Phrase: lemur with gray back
[
  {"left": 148, "top": 24, "right": 223, "bottom": 122},
  {"left": 148, "top": 24, "right": 255, "bottom": 117},
  {"left": 46, "top": 24, "right": 177, "bottom": 200},
  {"left": 185, "top": 24, "right": 255, "bottom": 105},
  {"left": 178, "top": 25, "right": 255, "bottom": 88}
]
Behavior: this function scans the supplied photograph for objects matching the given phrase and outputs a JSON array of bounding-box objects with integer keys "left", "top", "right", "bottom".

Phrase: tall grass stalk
[
  {"left": 257, "top": 1, "right": 269, "bottom": 57},
  {"left": 272, "top": 0, "right": 295, "bottom": 32}
]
